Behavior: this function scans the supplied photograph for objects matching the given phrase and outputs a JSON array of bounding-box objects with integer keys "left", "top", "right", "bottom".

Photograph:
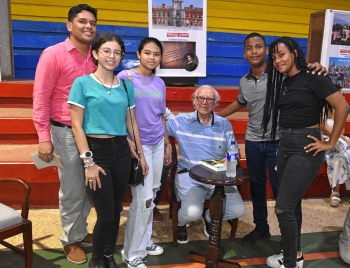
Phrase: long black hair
[
  {"left": 138, "top": 37, "right": 163, "bottom": 74},
  {"left": 262, "top": 36, "right": 331, "bottom": 139}
]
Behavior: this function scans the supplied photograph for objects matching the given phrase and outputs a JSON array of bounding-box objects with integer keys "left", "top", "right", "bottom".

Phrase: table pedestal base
[
  {"left": 186, "top": 252, "right": 241, "bottom": 268},
  {"left": 185, "top": 186, "right": 241, "bottom": 268}
]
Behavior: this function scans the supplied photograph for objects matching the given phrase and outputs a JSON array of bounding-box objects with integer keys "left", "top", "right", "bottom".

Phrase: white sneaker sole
[
  {"left": 177, "top": 238, "right": 189, "bottom": 244},
  {"left": 147, "top": 248, "right": 164, "bottom": 255}
]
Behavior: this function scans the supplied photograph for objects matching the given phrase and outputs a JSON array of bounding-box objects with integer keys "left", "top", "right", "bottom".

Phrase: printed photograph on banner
[
  {"left": 328, "top": 57, "right": 350, "bottom": 89},
  {"left": 149, "top": 0, "right": 207, "bottom": 77},
  {"left": 151, "top": 0, "right": 203, "bottom": 29},
  {"left": 160, "top": 41, "right": 198, "bottom": 71},
  {"left": 330, "top": 13, "right": 350, "bottom": 46}
]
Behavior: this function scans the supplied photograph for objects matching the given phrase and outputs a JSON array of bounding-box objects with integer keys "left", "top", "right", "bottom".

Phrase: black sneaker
[
  {"left": 88, "top": 259, "right": 106, "bottom": 268},
  {"left": 177, "top": 225, "right": 189, "bottom": 244},
  {"left": 202, "top": 209, "right": 211, "bottom": 238},
  {"left": 104, "top": 255, "right": 118, "bottom": 268},
  {"left": 242, "top": 227, "right": 271, "bottom": 245}
]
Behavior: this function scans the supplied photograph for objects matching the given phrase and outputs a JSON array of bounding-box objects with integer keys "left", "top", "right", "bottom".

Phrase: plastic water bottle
[{"left": 226, "top": 139, "right": 238, "bottom": 177}]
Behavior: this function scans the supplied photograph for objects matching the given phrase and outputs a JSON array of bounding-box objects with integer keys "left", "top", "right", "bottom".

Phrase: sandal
[{"left": 330, "top": 191, "right": 341, "bottom": 207}]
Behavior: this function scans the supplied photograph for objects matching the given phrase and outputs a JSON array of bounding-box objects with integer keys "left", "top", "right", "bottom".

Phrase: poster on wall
[
  {"left": 321, "top": 9, "right": 350, "bottom": 90},
  {"left": 148, "top": 0, "right": 207, "bottom": 77}
]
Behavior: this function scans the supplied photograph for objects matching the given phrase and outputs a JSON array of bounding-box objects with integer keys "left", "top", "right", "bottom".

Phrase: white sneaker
[
  {"left": 126, "top": 257, "right": 147, "bottom": 268},
  {"left": 266, "top": 251, "right": 304, "bottom": 268},
  {"left": 146, "top": 244, "right": 164, "bottom": 255},
  {"left": 122, "top": 245, "right": 163, "bottom": 257}
]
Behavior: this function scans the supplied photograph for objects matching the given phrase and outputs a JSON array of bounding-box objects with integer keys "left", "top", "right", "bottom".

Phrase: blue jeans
[
  {"left": 276, "top": 128, "right": 325, "bottom": 268},
  {"left": 86, "top": 136, "right": 131, "bottom": 263},
  {"left": 245, "top": 140, "right": 279, "bottom": 231}
]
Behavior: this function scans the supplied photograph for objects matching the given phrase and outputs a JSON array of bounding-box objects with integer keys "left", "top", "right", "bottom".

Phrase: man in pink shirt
[{"left": 33, "top": 4, "right": 97, "bottom": 265}]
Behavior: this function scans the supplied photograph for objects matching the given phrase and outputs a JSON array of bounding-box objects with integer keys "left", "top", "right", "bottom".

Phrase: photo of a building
[{"left": 152, "top": 0, "right": 203, "bottom": 29}]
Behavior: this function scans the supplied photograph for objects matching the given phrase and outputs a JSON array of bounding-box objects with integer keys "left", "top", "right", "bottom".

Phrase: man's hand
[
  {"left": 307, "top": 62, "right": 328, "bottom": 76},
  {"left": 38, "top": 141, "right": 54, "bottom": 163}
]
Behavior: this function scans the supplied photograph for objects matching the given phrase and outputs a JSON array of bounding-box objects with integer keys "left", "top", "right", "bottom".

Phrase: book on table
[{"left": 199, "top": 158, "right": 226, "bottom": 172}]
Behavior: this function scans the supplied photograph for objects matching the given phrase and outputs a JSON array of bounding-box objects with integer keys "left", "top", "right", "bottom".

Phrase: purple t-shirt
[{"left": 117, "top": 69, "right": 166, "bottom": 145}]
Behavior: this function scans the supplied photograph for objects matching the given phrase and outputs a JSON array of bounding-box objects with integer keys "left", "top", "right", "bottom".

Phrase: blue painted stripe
[{"left": 11, "top": 20, "right": 309, "bottom": 85}]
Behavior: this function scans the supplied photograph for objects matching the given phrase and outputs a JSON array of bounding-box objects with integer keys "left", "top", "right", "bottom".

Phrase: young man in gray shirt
[{"left": 218, "top": 32, "right": 327, "bottom": 252}]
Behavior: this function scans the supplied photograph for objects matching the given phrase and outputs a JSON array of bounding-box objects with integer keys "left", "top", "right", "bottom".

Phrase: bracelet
[
  {"left": 345, "top": 136, "right": 350, "bottom": 142},
  {"left": 84, "top": 162, "right": 96, "bottom": 169},
  {"left": 83, "top": 158, "right": 93, "bottom": 163}
]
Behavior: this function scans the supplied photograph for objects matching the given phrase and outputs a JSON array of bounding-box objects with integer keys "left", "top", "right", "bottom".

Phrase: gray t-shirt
[{"left": 238, "top": 71, "right": 278, "bottom": 142}]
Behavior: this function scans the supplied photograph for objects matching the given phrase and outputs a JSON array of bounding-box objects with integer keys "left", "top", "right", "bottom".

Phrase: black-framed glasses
[
  {"left": 196, "top": 96, "right": 216, "bottom": 103},
  {"left": 98, "top": 49, "right": 122, "bottom": 58}
]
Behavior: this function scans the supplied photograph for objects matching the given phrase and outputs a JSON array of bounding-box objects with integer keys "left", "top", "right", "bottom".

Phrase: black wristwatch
[{"left": 79, "top": 151, "right": 93, "bottom": 159}]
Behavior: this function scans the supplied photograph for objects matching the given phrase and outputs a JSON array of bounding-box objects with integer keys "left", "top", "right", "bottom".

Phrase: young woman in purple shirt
[{"left": 117, "top": 37, "right": 172, "bottom": 268}]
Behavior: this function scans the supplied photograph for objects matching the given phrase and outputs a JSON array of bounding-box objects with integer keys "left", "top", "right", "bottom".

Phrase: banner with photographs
[
  {"left": 148, "top": 0, "right": 207, "bottom": 77},
  {"left": 321, "top": 9, "right": 350, "bottom": 91}
]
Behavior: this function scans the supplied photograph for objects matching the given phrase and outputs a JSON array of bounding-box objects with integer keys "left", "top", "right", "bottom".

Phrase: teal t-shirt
[{"left": 68, "top": 74, "right": 135, "bottom": 135}]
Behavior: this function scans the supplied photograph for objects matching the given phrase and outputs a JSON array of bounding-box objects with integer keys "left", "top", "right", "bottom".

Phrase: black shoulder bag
[{"left": 121, "top": 79, "right": 144, "bottom": 186}]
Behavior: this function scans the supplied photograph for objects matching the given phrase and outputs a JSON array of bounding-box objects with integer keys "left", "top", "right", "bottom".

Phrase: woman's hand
[
  {"left": 127, "top": 138, "right": 139, "bottom": 159},
  {"left": 164, "top": 144, "right": 172, "bottom": 166},
  {"left": 140, "top": 158, "right": 149, "bottom": 179},
  {"left": 85, "top": 164, "right": 106, "bottom": 191},
  {"left": 304, "top": 135, "right": 334, "bottom": 156}
]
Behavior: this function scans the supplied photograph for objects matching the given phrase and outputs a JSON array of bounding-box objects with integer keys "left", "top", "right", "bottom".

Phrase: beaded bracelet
[
  {"left": 83, "top": 158, "right": 94, "bottom": 164},
  {"left": 84, "top": 162, "right": 96, "bottom": 169}
]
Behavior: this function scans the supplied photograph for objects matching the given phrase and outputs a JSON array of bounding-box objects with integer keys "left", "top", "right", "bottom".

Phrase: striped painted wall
[{"left": 9, "top": 0, "right": 350, "bottom": 85}]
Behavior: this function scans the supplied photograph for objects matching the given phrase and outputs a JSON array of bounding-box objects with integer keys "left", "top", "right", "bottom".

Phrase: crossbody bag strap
[{"left": 121, "top": 79, "right": 138, "bottom": 153}]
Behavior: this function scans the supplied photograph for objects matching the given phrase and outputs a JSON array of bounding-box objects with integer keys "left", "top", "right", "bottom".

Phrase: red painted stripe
[{"left": 149, "top": 251, "right": 342, "bottom": 267}]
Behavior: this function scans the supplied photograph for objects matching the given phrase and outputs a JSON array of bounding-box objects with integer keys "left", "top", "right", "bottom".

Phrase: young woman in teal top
[{"left": 68, "top": 32, "right": 148, "bottom": 268}]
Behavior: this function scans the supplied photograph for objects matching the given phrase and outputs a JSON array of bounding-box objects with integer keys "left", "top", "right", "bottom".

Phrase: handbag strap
[{"left": 121, "top": 79, "right": 138, "bottom": 154}]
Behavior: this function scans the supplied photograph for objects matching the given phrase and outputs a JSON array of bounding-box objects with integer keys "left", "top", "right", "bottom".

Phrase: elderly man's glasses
[
  {"left": 196, "top": 96, "right": 215, "bottom": 103},
  {"left": 98, "top": 49, "right": 122, "bottom": 58}
]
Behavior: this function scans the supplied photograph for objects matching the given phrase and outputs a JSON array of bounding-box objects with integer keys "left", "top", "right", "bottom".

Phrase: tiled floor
[
  {"left": 1, "top": 198, "right": 350, "bottom": 267},
  {"left": 3, "top": 198, "right": 348, "bottom": 250}
]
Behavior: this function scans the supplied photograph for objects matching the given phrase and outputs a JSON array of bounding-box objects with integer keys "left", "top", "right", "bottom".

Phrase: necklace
[{"left": 94, "top": 73, "right": 114, "bottom": 95}]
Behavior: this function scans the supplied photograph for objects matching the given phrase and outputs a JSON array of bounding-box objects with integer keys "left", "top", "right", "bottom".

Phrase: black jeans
[
  {"left": 86, "top": 136, "right": 131, "bottom": 262},
  {"left": 276, "top": 128, "right": 325, "bottom": 268}
]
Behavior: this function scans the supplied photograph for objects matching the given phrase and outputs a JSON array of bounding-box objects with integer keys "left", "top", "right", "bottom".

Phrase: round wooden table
[{"left": 187, "top": 165, "right": 251, "bottom": 268}]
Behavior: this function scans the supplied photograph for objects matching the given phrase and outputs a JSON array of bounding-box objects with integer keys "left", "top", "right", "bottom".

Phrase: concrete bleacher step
[
  {"left": 0, "top": 141, "right": 336, "bottom": 208},
  {"left": 0, "top": 81, "right": 33, "bottom": 108},
  {"left": 0, "top": 107, "right": 251, "bottom": 144},
  {"left": 1, "top": 81, "right": 349, "bottom": 208}
]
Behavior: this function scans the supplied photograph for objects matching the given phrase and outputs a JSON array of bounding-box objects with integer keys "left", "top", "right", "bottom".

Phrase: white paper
[{"left": 30, "top": 153, "right": 65, "bottom": 169}]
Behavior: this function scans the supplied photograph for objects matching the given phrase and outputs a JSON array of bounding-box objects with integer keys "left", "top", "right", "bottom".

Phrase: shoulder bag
[{"left": 121, "top": 78, "right": 144, "bottom": 186}]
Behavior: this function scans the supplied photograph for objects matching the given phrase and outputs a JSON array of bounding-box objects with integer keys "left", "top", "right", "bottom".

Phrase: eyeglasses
[
  {"left": 98, "top": 49, "right": 122, "bottom": 58},
  {"left": 196, "top": 96, "right": 216, "bottom": 103}
]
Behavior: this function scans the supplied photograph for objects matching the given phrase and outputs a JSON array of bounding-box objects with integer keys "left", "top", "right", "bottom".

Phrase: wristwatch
[{"left": 80, "top": 151, "right": 93, "bottom": 159}]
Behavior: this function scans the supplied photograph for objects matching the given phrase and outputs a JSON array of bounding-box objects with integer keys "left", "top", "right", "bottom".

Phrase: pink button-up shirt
[{"left": 33, "top": 38, "right": 96, "bottom": 142}]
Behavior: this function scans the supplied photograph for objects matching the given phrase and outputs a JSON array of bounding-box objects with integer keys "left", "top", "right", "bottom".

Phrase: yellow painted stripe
[{"left": 9, "top": 0, "right": 350, "bottom": 38}]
